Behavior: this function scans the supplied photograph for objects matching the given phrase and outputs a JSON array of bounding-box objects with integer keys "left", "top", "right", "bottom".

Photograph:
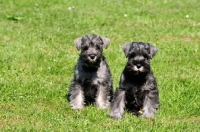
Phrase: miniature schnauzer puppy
[
  {"left": 68, "top": 34, "right": 113, "bottom": 110},
  {"left": 109, "top": 42, "right": 159, "bottom": 119}
]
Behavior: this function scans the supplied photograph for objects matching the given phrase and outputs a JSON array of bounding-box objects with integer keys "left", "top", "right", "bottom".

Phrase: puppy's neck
[
  {"left": 124, "top": 70, "right": 148, "bottom": 83},
  {"left": 80, "top": 58, "right": 102, "bottom": 72},
  {"left": 82, "top": 63, "right": 99, "bottom": 72}
]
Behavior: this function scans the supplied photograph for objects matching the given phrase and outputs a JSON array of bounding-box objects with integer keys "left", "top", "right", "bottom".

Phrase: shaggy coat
[
  {"left": 68, "top": 34, "right": 113, "bottom": 110},
  {"left": 109, "top": 42, "right": 159, "bottom": 119}
]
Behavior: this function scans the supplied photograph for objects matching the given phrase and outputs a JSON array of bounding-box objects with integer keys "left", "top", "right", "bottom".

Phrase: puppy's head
[
  {"left": 122, "top": 42, "right": 158, "bottom": 75},
  {"left": 74, "top": 34, "right": 110, "bottom": 68}
]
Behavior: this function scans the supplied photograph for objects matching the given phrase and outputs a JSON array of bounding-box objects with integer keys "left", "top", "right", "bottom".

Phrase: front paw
[
  {"left": 96, "top": 101, "right": 110, "bottom": 110},
  {"left": 109, "top": 112, "right": 123, "bottom": 119},
  {"left": 70, "top": 102, "right": 84, "bottom": 110},
  {"left": 141, "top": 109, "right": 156, "bottom": 118},
  {"left": 97, "top": 105, "right": 110, "bottom": 110},
  {"left": 71, "top": 105, "right": 84, "bottom": 110}
]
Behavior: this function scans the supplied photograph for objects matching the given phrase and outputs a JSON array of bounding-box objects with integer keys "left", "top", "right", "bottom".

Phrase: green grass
[{"left": 1, "top": 0, "right": 200, "bottom": 131}]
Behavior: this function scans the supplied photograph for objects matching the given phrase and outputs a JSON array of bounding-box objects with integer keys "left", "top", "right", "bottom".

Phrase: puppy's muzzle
[
  {"left": 88, "top": 54, "right": 97, "bottom": 61},
  {"left": 133, "top": 63, "right": 144, "bottom": 72},
  {"left": 136, "top": 64, "right": 142, "bottom": 69},
  {"left": 89, "top": 54, "right": 96, "bottom": 60}
]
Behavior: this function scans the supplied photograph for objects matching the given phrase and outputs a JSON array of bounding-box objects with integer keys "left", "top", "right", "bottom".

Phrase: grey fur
[
  {"left": 69, "top": 34, "right": 113, "bottom": 110},
  {"left": 109, "top": 42, "right": 159, "bottom": 119}
]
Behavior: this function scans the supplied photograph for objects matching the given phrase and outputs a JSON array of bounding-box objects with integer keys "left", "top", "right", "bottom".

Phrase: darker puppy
[{"left": 109, "top": 42, "right": 159, "bottom": 119}]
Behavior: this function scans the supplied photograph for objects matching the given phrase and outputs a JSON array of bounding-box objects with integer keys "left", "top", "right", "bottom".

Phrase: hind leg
[
  {"left": 109, "top": 88, "right": 126, "bottom": 119},
  {"left": 69, "top": 84, "right": 85, "bottom": 110}
]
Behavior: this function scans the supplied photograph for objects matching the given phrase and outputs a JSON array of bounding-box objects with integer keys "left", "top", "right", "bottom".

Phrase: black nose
[
  {"left": 89, "top": 54, "right": 96, "bottom": 60},
  {"left": 136, "top": 64, "right": 142, "bottom": 69}
]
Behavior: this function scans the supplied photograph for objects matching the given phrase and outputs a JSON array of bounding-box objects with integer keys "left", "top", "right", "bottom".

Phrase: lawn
[{"left": 0, "top": 0, "right": 200, "bottom": 131}]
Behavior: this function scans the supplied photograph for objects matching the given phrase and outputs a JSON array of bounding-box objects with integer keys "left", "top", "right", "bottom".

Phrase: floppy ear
[
  {"left": 149, "top": 44, "right": 158, "bottom": 58},
  {"left": 122, "top": 43, "right": 132, "bottom": 57},
  {"left": 74, "top": 37, "right": 82, "bottom": 51},
  {"left": 100, "top": 36, "right": 110, "bottom": 49}
]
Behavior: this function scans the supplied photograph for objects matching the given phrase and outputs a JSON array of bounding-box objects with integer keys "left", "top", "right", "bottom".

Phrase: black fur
[{"left": 109, "top": 42, "right": 159, "bottom": 119}]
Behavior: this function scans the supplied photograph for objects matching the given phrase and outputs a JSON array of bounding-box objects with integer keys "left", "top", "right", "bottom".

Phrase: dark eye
[
  {"left": 96, "top": 45, "right": 102, "bottom": 50},
  {"left": 82, "top": 46, "right": 88, "bottom": 51},
  {"left": 132, "top": 60, "right": 136, "bottom": 65},
  {"left": 129, "top": 54, "right": 135, "bottom": 58},
  {"left": 144, "top": 55, "right": 149, "bottom": 59}
]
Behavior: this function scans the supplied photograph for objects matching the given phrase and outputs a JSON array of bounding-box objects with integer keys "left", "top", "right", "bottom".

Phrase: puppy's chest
[
  {"left": 77, "top": 65, "right": 108, "bottom": 85},
  {"left": 83, "top": 81, "right": 98, "bottom": 98},
  {"left": 78, "top": 72, "right": 102, "bottom": 85},
  {"left": 79, "top": 72, "right": 101, "bottom": 98},
  {"left": 127, "top": 85, "right": 146, "bottom": 94},
  {"left": 125, "top": 82, "right": 149, "bottom": 99},
  {"left": 125, "top": 84, "right": 148, "bottom": 109}
]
